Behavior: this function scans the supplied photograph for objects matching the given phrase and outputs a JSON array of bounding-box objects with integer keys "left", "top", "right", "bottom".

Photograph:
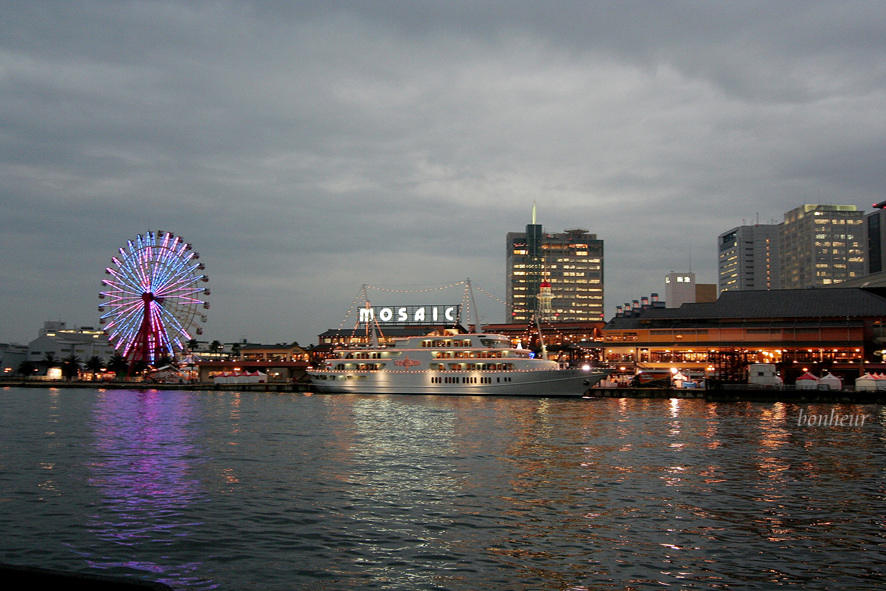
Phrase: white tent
[
  {"left": 819, "top": 373, "right": 842, "bottom": 391},
  {"left": 855, "top": 373, "right": 878, "bottom": 391},
  {"left": 795, "top": 372, "right": 820, "bottom": 390}
]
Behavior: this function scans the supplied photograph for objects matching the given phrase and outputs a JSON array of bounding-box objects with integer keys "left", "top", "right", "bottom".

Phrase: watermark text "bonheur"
[{"left": 798, "top": 408, "right": 870, "bottom": 427}]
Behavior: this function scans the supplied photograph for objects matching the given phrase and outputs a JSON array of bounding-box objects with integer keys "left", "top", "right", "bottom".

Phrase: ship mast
[
  {"left": 535, "top": 313, "right": 548, "bottom": 360},
  {"left": 466, "top": 278, "right": 482, "bottom": 333},
  {"left": 362, "top": 284, "right": 380, "bottom": 347}
]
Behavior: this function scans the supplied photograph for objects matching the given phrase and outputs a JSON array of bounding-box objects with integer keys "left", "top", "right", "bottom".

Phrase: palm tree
[
  {"left": 61, "top": 354, "right": 82, "bottom": 381},
  {"left": 130, "top": 359, "right": 148, "bottom": 377},
  {"left": 37, "top": 352, "right": 60, "bottom": 379},
  {"left": 17, "top": 360, "right": 36, "bottom": 379},
  {"left": 85, "top": 356, "right": 105, "bottom": 381},
  {"left": 107, "top": 353, "right": 128, "bottom": 379}
]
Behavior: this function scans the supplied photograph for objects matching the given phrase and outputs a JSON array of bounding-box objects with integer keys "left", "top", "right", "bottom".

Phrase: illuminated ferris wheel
[{"left": 98, "top": 231, "right": 209, "bottom": 365}]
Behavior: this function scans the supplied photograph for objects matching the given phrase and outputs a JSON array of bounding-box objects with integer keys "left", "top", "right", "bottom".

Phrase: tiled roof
[{"left": 605, "top": 287, "right": 886, "bottom": 329}]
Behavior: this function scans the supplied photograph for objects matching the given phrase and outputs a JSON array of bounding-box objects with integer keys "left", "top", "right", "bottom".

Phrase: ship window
[{"left": 480, "top": 338, "right": 508, "bottom": 348}]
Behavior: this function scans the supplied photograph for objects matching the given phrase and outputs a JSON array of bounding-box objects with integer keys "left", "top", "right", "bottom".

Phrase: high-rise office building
[
  {"left": 506, "top": 208, "right": 604, "bottom": 323},
  {"left": 779, "top": 204, "right": 866, "bottom": 288},
  {"left": 718, "top": 224, "right": 781, "bottom": 292},
  {"left": 866, "top": 203, "right": 886, "bottom": 274}
]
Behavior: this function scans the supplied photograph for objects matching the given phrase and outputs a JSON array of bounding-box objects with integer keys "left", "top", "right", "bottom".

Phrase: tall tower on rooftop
[
  {"left": 506, "top": 205, "right": 604, "bottom": 323},
  {"left": 537, "top": 280, "right": 554, "bottom": 322}
]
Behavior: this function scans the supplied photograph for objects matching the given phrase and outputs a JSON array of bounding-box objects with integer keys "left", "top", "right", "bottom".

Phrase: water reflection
[
  {"left": 490, "top": 397, "right": 886, "bottom": 589},
  {"left": 86, "top": 390, "right": 207, "bottom": 583},
  {"left": 326, "top": 396, "right": 465, "bottom": 588}
]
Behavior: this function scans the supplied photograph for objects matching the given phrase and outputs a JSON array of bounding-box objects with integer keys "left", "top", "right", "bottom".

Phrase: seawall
[{"left": 590, "top": 387, "right": 886, "bottom": 404}]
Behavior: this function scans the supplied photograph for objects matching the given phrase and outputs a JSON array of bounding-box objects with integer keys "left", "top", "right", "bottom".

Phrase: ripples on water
[{"left": 0, "top": 387, "right": 883, "bottom": 590}]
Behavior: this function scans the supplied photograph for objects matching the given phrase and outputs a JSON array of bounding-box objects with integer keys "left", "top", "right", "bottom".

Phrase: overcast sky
[{"left": 2, "top": 1, "right": 885, "bottom": 347}]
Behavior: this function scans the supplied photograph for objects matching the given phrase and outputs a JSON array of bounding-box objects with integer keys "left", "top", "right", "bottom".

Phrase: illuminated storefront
[{"left": 601, "top": 287, "right": 886, "bottom": 382}]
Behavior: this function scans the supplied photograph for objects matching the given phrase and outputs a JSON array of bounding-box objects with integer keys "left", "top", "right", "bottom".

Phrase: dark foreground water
[{"left": 0, "top": 387, "right": 883, "bottom": 590}]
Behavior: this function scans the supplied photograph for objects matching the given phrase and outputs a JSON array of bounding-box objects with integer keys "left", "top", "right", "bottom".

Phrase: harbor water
[{"left": 0, "top": 387, "right": 883, "bottom": 590}]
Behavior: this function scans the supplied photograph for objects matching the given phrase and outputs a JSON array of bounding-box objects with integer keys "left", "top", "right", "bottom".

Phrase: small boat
[{"left": 307, "top": 332, "right": 609, "bottom": 396}]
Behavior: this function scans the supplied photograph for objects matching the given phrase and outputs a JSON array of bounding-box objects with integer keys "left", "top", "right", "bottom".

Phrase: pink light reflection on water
[{"left": 84, "top": 389, "right": 209, "bottom": 583}]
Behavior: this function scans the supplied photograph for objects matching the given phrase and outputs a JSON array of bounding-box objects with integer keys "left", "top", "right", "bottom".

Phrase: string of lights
[
  {"left": 362, "top": 280, "right": 467, "bottom": 294},
  {"left": 474, "top": 285, "right": 511, "bottom": 313},
  {"left": 337, "top": 292, "right": 363, "bottom": 333}
]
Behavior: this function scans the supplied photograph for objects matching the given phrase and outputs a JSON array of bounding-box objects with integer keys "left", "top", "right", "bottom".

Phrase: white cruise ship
[{"left": 307, "top": 332, "right": 609, "bottom": 396}]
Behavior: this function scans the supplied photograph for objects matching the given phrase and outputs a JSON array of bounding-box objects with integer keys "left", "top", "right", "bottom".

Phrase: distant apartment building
[
  {"left": 779, "top": 204, "right": 866, "bottom": 289},
  {"left": 506, "top": 212, "right": 604, "bottom": 323},
  {"left": 718, "top": 224, "right": 781, "bottom": 292}
]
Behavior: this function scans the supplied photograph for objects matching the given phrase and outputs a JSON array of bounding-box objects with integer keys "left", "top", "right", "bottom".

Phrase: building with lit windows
[
  {"left": 780, "top": 204, "right": 866, "bottom": 288},
  {"left": 866, "top": 201, "right": 886, "bottom": 274},
  {"left": 506, "top": 214, "right": 604, "bottom": 323},
  {"left": 195, "top": 343, "right": 310, "bottom": 383},
  {"left": 718, "top": 224, "right": 780, "bottom": 292},
  {"left": 601, "top": 286, "right": 886, "bottom": 384}
]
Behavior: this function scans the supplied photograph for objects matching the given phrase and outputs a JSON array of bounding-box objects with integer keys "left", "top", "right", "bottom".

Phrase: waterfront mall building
[{"left": 597, "top": 283, "right": 886, "bottom": 384}]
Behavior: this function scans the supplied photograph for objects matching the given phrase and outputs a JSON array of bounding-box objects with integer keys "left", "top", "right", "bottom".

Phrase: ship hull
[{"left": 308, "top": 367, "right": 609, "bottom": 397}]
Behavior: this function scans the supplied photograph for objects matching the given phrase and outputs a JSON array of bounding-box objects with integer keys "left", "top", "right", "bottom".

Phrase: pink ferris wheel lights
[{"left": 98, "top": 231, "right": 209, "bottom": 366}]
